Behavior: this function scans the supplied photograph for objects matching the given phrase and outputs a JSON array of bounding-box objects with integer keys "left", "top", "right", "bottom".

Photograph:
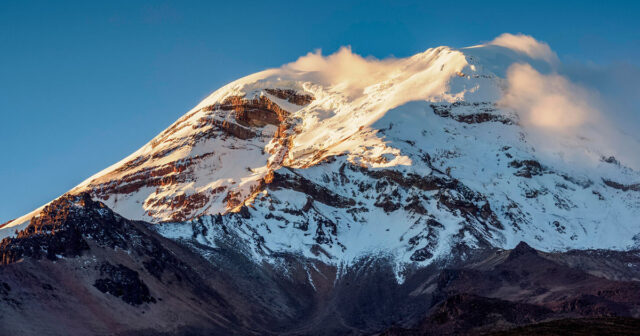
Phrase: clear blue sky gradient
[{"left": 1, "top": 0, "right": 639, "bottom": 221}]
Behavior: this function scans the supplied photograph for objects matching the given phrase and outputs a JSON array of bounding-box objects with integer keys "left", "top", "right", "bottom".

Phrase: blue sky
[{"left": 1, "top": 0, "right": 639, "bottom": 222}]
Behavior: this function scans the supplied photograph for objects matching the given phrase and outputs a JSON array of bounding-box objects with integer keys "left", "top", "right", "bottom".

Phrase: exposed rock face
[
  {"left": 265, "top": 88, "right": 315, "bottom": 106},
  {"left": 603, "top": 179, "right": 640, "bottom": 192},
  {"left": 217, "top": 95, "right": 290, "bottom": 129},
  {"left": 507, "top": 241, "right": 538, "bottom": 260},
  {"left": 0, "top": 194, "right": 118, "bottom": 264},
  {"left": 509, "top": 160, "right": 544, "bottom": 178},
  {"left": 267, "top": 169, "right": 356, "bottom": 208},
  {"left": 431, "top": 102, "right": 515, "bottom": 125},
  {"left": 93, "top": 262, "right": 156, "bottom": 306}
]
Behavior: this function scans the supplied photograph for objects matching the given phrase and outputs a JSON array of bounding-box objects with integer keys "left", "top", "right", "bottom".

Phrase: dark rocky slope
[
  {"left": 0, "top": 194, "right": 319, "bottom": 335},
  {"left": 1, "top": 194, "right": 639, "bottom": 335}
]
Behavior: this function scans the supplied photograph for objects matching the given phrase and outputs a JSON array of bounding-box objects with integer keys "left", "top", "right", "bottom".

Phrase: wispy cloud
[
  {"left": 282, "top": 46, "right": 401, "bottom": 97},
  {"left": 489, "top": 33, "right": 558, "bottom": 64},
  {"left": 496, "top": 35, "right": 640, "bottom": 169},
  {"left": 500, "top": 63, "right": 598, "bottom": 129}
]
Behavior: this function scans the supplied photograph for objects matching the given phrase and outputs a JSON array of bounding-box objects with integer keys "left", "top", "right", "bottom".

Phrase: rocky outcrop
[
  {"left": 90, "top": 153, "right": 215, "bottom": 200},
  {"left": 507, "top": 241, "right": 538, "bottom": 260},
  {"left": 205, "top": 118, "right": 257, "bottom": 140},
  {"left": 154, "top": 91, "right": 299, "bottom": 145},
  {"left": 431, "top": 102, "right": 515, "bottom": 125},
  {"left": 265, "top": 88, "right": 314, "bottom": 106},
  {"left": 196, "top": 94, "right": 296, "bottom": 139},
  {"left": 219, "top": 95, "right": 290, "bottom": 129},
  {"left": 357, "top": 165, "right": 503, "bottom": 230},
  {"left": 509, "top": 159, "right": 544, "bottom": 178},
  {"left": 145, "top": 191, "right": 214, "bottom": 222},
  {"left": 267, "top": 169, "right": 356, "bottom": 208},
  {"left": 93, "top": 262, "right": 156, "bottom": 305},
  {"left": 603, "top": 179, "right": 640, "bottom": 192},
  {"left": 0, "top": 193, "right": 121, "bottom": 264}
]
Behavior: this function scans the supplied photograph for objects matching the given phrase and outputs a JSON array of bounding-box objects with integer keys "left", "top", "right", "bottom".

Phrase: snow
[
  {"left": 3, "top": 38, "right": 639, "bottom": 276},
  {"left": 0, "top": 206, "right": 42, "bottom": 240}
]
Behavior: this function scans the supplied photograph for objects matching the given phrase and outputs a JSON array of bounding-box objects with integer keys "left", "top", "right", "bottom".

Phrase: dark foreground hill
[{"left": 1, "top": 194, "right": 639, "bottom": 335}]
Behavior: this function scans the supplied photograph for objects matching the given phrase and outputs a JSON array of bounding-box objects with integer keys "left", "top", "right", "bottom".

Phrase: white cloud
[
  {"left": 281, "top": 46, "right": 402, "bottom": 97},
  {"left": 499, "top": 62, "right": 640, "bottom": 170},
  {"left": 500, "top": 63, "right": 597, "bottom": 129},
  {"left": 559, "top": 61, "right": 640, "bottom": 140},
  {"left": 489, "top": 33, "right": 558, "bottom": 64}
]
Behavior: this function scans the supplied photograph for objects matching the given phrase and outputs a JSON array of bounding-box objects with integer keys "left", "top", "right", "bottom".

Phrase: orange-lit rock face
[
  {"left": 264, "top": 88, "right": 315, "bottom": 106},
  {"left": 73, "top": 89, "right": 313, "bottom": 222},
  {"left": 145, "top": 191, "right": 213, "bottom": 222},
  {"left": 220, "top": 95, "right": 289, "bottom": 127}
]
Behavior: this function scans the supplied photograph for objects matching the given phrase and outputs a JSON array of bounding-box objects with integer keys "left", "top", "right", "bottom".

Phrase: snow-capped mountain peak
[{"left": 3, "top": 38, "right": 639, "bottom": 271}]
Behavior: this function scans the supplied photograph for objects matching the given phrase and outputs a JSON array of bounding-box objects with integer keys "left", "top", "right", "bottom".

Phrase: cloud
[
  {"left": 281, "top": 46, "right": 402, "bottom": 96},
  {"left": 559, "top": 61, "right": 640, "bottom": 140},
  {"left": 500, "top": 63, "right": 598, "bottom": 129},
  {"left": 499, "top": 62, "right": 640, "bottom": 170},
  {"left": 489, "top": 33, "right": 558, "bottom": 64}
]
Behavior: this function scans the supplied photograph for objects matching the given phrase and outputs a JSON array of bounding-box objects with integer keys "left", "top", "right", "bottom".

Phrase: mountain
[{"left": 1, "top": 37, "right": 640, "bottom": 335}]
